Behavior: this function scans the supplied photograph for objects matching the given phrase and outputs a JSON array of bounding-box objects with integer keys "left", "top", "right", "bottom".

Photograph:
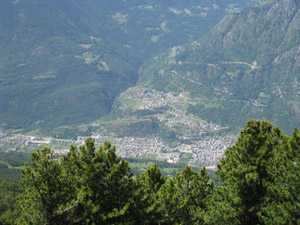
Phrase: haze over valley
[
  {"left": 1, "top": 0, "right": 299, "bottom": 169},
  {"left": 2, "top": 1, "right": 300, "bottom": 223}
]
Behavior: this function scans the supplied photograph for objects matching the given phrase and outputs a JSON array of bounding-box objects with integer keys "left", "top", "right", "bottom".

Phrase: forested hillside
[
  {"left": 126, "top": 0, "right": 300, "bottom": 135},
  {"left": 0, "top": 0, "right": 257, "bottom": 133}
]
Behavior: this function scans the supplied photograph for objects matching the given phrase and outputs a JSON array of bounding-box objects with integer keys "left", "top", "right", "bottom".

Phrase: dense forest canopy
[{"left": 0, "top": 120, "right": 299, "bottom": 224}]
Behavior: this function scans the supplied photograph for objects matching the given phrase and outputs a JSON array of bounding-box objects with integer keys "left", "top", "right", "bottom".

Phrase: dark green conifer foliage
[
  {"left": 158, "top": 166, "right": 213, "bottom": 225},
  {"left": 17, "top": 139, "right": 133, "bottom": 225},
  {"left": 0, "top": 180, "right": 21, "bottom": 225},
  {"left": 131, "top": 164, "right": 166, "bottom": 225},
  {"left": 17, "top": 147, "right": 72, "bottom": 225},
  {"left": 76, "top": 140, "right": 134, "bottom": 224},
  {"left": 205, "top": 120, "right": 282, "bottom": 225},
  {"left": 259, "top": 128, "right": 300, "bottom": 224},
  {"left": 14, "top": 120, "right": 300, "bottom": 225}
]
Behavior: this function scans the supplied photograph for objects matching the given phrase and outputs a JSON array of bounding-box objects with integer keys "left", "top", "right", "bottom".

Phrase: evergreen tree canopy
[
  {"left": 131, "top": 164, "right": 166, "bottom": 225},
  {"left": 205, "top": 120, "right": 300, "bottom": 225},
  {"left": 9, "top": 120, "right": 300, "bottom": 225},
  {"left": 158, "top": 166, "right": 213, "bottom": 225},
  {"left": 17, "top": 138, "right": 133, "bottom": 225}
]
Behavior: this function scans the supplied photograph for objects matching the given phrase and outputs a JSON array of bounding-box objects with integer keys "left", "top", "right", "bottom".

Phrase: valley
[
  {"left": 0, "top": 91, "right": 234, "bottom": 169},
  {"left": 0, "top": 0, "right": 264, "bottom": 170},
  {"left": 1, "top": 0, "right": 299, "bottom": 171},
  {"left": 0, "top": 0, "right": 260, "bottom": 130},
  {"left": 2, "top": 0, "right": 300, "bottom": 223}
]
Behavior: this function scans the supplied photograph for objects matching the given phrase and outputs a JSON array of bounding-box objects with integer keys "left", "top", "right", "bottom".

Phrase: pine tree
[
  {"left": 17, "top": 139, "right": 134, "bottom": 225},
  {"left": 77, "top": 139, "right": 134, "bottom": 224},
  {"left": 131, "top": 164, "right": 166, "bottom": 225},
  {"left": 17, "top": 147, "right": 74, "bottom": 225},
  {"left": 258, "top": 128, "right": 300, "bottom": 224},
  {"left": 205, "top": 120, "right": 282, "bottom": 225},
  {"left": 158, "top": 166, "right": 213, "bottom": 225}
]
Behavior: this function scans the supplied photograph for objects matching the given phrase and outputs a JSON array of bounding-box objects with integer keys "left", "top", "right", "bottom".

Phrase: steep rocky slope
[{"left": 135, "top": 0, "right": 300, "bottom": 134}]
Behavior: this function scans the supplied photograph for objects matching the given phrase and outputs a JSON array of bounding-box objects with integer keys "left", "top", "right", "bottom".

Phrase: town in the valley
[
  {"left": 0, "top": 88, "right": 237, "bottom": 169},
  {"left": 0, "top": 129, "right": 233, "bottom": 170}
]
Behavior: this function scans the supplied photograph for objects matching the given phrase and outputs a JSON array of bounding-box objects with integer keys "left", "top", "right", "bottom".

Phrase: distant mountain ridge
[
  {"left": 116, "top": 0, "right": 300, "bottom": 136},
  {"left": 0, "top": 0, "right": 257, "bottom": 133}
]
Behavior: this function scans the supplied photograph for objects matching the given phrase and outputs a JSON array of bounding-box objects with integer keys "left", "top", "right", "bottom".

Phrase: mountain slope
[
  {"left": 0, "top": 0, "right": 258, "bottom": 132},
  {"left": 0, "top": 0, "right": 137, "bottom": 130},
  {"left": 135, "top": 0, "right": 300, "bottom": 134}
]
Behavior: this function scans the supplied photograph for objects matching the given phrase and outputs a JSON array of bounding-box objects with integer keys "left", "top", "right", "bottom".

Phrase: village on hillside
[{"left": 0, "top": 87, "right": 236, "bottom": 168}]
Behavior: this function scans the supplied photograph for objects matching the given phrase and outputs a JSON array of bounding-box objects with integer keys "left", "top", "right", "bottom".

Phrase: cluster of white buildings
[
  {"left": 0, "top": 131, "right": 234, "bottom": 167},
  {"left": 85, "top": 134, "right": 233, "bottom": 166},
  {"left": 157, "top": 152, "right": 181, "bottom": 164},
  {"left": 126, "top": 87, "right": 184, "bottom": 111},
  {"left": 190, "top": 137, "right": 233, "bottom": 166},
  {"left": 115, "top": 137, "right": 162, "bottom": 158},
  {"left": 1, "top": 134, "right": 52, "bottom": 146}
]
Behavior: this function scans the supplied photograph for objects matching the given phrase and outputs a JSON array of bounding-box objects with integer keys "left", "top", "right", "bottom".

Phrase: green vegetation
[
  {"left": 91, "top": 0, "right": 300, "bottom": 146},
  {"left": 205, "top": 120, "right": 300, "bottom": 224},
  {"left": 1, "top": 0, "right": 300, "bottom": 223},
  {"left": 0, "top": 152, "right": 31, "bottom": 168},
  {"left": 0, "top": 151, "right": 31, "bottom": 182},
  {"left": 0, "top": 169, "right": 21, "bottom": 183},
  {"left": 0, "top": 180, "right": 22, "bottom": 224},
  {"left": 0, "top": 0, "right": 258, "bottom": 135},
  {"left": 124, "top": 157, "right": 200, "bottom": 177},
  {"left": 138, "top": 0, "right": 300, "bottom": 135},
  {"left": 0, "top": 120, "right": 300, "bottom": 224},
  {"left": 17, "top": 140, "right": 134, "bottom": 224}
]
